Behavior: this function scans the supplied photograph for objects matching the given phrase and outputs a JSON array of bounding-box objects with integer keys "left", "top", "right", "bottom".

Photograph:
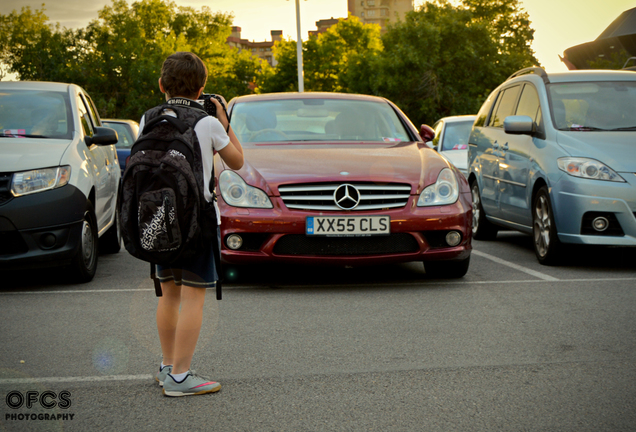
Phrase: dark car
[
  {"left": 102, "top": 119, "right": 139, "bottom": 176},
  {"left": 215, "top": 92, "right": 473, "bottom": 278}
]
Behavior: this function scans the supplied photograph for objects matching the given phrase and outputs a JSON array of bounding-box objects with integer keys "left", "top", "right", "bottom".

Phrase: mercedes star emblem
[{"left": 334, "top": 184, "right": 361, "bottom": 210}]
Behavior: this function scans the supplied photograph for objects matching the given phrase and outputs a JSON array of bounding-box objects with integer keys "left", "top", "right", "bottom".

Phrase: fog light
[
  {"left": 226, "top": 234, "right": 243, "bottom": 250},
  {"left": 445, "top": 231, "right": 461, "bottom": 247},
  {"left": 592, "top": 217, "right": 609, "bottom": 232},
  {"left": 40, "top": 233, "right": 57, "bottom": 248}
]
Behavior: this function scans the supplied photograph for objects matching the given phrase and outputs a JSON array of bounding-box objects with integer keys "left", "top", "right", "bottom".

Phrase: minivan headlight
[
  {"left": 219, "top": 170, "right": 273, "bottom": 208},
  {"left": 557, "top": 158, "right": 625, "bottom": 182},
  {"left": 11, "top": 166, "right": 71, "bottom": 196},
  {"left": 418, "top": 168, "right": 459, "bottom": 206}
]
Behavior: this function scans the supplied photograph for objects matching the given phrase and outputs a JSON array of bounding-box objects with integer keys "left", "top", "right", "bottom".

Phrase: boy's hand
[{"left": 210, "top": 96, "right": 229, "bottom": 128}]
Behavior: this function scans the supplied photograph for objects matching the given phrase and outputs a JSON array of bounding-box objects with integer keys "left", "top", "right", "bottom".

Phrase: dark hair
[{"left": 160, "top": 52, "right": 208, "bottom": 99}]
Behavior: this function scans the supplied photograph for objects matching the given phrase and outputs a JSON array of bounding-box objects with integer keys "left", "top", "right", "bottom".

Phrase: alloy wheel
[
  {"left": 471, "top": 185, "right": 481, "bottom": 235},
  {"left": 533, "top": 194, "right": 551, "bottom": 258}
]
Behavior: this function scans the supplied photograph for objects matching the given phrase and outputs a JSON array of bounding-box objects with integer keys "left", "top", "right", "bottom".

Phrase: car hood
[
  {"left": 556, "top": 132, "right": 636, "bottom": 172},
  {"left": 233, "top": 142, "right": 451, "bottom": 195},
  {"left": 0, "top": 138, "right": 71, "bottom": 172}
]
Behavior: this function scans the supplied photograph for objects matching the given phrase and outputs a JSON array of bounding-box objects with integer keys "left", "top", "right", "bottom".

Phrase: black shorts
[{"left": 155, "top": 228, "right": 220, "bottom": 288}]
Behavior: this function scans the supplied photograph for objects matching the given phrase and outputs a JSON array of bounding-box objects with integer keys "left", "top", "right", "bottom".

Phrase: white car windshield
[
  {"left": 548, "top": 81, "right": 636, "bottom": 131},
  {"left": 230, "top": 98, "right": 411, "bottom": 145},
  {"left": 0, "top": 90, "right": 72, "bottom": 139}
]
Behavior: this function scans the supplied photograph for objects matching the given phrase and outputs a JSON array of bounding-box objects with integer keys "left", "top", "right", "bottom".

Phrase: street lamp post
[{"left": 289, "top": 0, "right": 305, "bottom": 92}]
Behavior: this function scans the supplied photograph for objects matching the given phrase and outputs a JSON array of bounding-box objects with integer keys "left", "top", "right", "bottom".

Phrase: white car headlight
[
  {"left": 11, "top": 166, "right": 71, "bottom": 196},
  {"left": 557, "top": 157, "right": 625, "bottom": 182},
  {"left": 417, "top": 168, "right": 459, "bottom": 207},
  {"left": 219, "top": 170, "right": 273, "bottom": 208}
]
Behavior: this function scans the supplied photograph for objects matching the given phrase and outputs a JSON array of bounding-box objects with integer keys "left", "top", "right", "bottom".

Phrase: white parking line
[
  {"left": 4, "top": 277, "right": 636, "bottom": 295},
  {"left": 0, "top": 375, "right": 152, "bottom": 385},
  {"left": 471, "top": 250, "right": 560, "bottom": 281}
]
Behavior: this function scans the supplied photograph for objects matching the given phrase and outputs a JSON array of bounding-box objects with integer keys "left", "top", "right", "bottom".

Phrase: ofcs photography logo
[{"left": 4, "top": 390, "right": 75, "bottom": 422}]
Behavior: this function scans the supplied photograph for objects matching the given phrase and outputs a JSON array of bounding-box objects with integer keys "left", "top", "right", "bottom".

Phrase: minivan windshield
[
  {"left": 230, "top": 98, "right": 411, "bottom": 145},
  {"left": 0, "top": 90, "right": 72, "bottom": 139},
  {"left": 548, "top": 81, "right": 636, "bottom": 131}
]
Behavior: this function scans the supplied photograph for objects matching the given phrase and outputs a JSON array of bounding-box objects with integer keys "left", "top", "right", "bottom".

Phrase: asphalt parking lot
[{"left": 1, "top": 233, "right": 635, "bottom": 431}]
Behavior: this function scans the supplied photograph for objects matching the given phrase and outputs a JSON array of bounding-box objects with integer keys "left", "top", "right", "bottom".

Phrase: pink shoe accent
[{"left": 192, "top": 381, "right": 217, "bottom": 389}]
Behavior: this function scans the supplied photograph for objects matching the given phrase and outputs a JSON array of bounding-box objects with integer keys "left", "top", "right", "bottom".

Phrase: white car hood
[
  {"left": 0, "top": 138, "right": 72, "bottom": 172},
  {"left": 439, "top": 149, "right": 468, "bottom": 171}
]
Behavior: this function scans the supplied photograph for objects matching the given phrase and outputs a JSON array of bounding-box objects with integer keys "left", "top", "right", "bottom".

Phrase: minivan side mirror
[
  {"left": 86, "top": 126, "right": 119, "bottom": 146},
  {"left": 420, "top": 124, "right": 435, "bottom": 142},
  {"left": 504, "top": 115, "right": 536, "bottom": 135}
]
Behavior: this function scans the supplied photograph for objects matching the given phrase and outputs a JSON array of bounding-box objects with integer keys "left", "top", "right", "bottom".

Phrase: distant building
[
  {"left": 227, "top": 27, "right": 283, "bottom": 67},
  {"left": 348, "top": 0, "right": 414, "bottom": 32},
  {"left": 309, "top": 17, "right": 343, "bottom": 37}
]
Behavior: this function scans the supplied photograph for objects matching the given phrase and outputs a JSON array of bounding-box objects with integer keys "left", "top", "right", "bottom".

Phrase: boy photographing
[{"left": 138, "top": 51, "right": 244, "bottom": 396}]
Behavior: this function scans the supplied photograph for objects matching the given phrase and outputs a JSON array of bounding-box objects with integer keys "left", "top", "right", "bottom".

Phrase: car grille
[
  {"left": 278, "top": 182, "right": 412, "bottom": 211},
  {"left": 272, "top": 233, "right": 419, "bottom": 256},
  {"left": 0, "top": 173, "right": 13, "bottom": 206}
]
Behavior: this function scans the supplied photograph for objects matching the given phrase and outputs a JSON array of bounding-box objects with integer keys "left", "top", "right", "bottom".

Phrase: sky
[{"left": 3, "top": 0, "right": 636, "bottom": 73}]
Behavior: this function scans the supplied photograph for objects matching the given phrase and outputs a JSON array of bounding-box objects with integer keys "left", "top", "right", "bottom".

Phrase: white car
[
  {"left": 426, "top": 115, "right": 476, "bottom": 178},
  {"left": 0, "top": 81, "right": 121, "bottom": 282}
]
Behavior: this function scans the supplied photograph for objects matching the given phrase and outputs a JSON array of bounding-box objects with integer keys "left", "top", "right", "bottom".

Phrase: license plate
[{"left": 306, "top": 215, "right": 390, "bottom": 236}]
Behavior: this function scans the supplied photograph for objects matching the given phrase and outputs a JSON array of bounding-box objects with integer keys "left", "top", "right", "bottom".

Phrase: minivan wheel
[
  {"left": 470, "top": 181, "right": 498, "bottom": 240},
  {"left": 533, "top": 186, "right": 562, "bottom": 265},
  {"left": 70, "top": 203, "right": 98, "bottom": 282}
]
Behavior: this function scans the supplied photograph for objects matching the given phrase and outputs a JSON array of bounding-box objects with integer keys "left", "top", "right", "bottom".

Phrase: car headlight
[
  {"left": 557, "top": 157, "right": 625, "bottom": 182},
  {"left": 11, "top": 166, "right": 71, "bottom": 196},
  {"left": 219, "top": 170, "right": 273, "bottom": 208},
  {"left": 417, "top": 168, "right": 459, "bottom": 206}
]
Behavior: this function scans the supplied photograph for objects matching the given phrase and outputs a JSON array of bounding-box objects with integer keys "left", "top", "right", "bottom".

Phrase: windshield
[
  {"left": 229, "top": 98, "right": 411, "bottom": 145},
  {"left": 441, "top": 120, "right": 473, "bottom": 151},
  {"left": 548, "top": 81, "right": 636, "bottom": 131},
  {"left": 0, "top": 89, "right": 72, "bottom": 139}
]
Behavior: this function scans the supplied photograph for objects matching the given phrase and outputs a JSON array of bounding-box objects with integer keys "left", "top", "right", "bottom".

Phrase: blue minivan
[{"left": 468, "top": 68, "right": 636, "bottom": 264}]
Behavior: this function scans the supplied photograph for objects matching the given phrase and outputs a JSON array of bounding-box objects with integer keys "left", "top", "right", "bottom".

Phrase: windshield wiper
[
  {"left": 564, "top": 126, "right": 607, "bottom": 131},
  {"left": 0, "top": 134, "right": 51, "bottom": 138},
  {"left": 609, "top": 126, "right": 636, "bottom": 131}
]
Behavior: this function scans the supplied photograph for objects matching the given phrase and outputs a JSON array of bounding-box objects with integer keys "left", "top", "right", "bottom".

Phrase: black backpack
[{"left": 119, "top": 100, "right": 222, "bottom": 300}]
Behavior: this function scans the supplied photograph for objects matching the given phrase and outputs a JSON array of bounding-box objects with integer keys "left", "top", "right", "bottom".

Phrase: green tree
[
  {"left": 0, "top": 6, "right": 74, "bottom": 82},
  {"left": 260, "top": 15, "right": 382, "bottom": 93},
  {"left": 360, "top": 0, "right": 539, "bottom": 125},
  {"left": 0, "top": 0, "right": 264, "bottom": 120}
]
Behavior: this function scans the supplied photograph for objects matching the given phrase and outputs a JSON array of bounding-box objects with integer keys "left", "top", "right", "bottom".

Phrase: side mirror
[
  {"left": 504, "top": 115, "right": 535, "bottom": 135},
  {"left": 86, "top": 126, "right": 118, "bottom": 146},
  {"left": 420, "top": 124, "right": 435, "bottom": 142}
]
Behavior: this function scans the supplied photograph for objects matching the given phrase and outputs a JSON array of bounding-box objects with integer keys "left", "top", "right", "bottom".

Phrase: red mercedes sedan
[{"left": 215, "top": 92, "right": 472, "bottom": 278}]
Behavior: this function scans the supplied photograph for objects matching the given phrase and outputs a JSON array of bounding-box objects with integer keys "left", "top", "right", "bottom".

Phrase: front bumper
[
  {"left": 0, "top": 185, "right": 87, "bottom": 269},
  {"left": 220, "top": 193, "right": 473, "bottom": 265},
  {"left": 553, "top": 173, "right": 636, "bottom": 246}
]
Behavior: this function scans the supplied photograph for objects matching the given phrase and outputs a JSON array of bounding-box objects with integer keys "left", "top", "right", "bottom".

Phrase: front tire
[
  {"left": 470, "top": 181, "right": 498, "bottom": 240},
  {"left": 533, "top": 186, "right": 562, "bottom": 265},
  {"left": 99, "top": 207, "right": 121, "bottom": 254},
  {"left": 423, "top": 256, "right": 470, "bottom": 279},
  {"left": 70, "top": 203, "right": 99, "bottom": 282}
]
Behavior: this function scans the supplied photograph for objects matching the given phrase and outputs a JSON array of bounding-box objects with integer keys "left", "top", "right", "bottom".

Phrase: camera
[{"left": 197, "top": 93, "right": 226, "bottom": 118}]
